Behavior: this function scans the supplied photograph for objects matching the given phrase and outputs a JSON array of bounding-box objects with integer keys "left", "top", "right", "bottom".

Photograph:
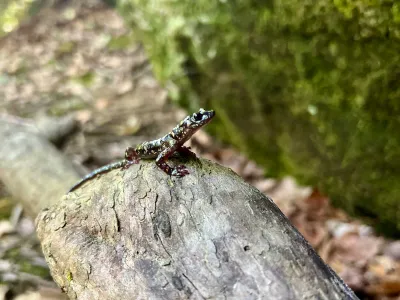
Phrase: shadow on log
[{"left": 36, "top": 158, "right": 358, "bottom": 299}]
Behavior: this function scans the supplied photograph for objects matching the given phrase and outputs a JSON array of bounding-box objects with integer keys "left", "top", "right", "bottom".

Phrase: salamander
[{"left": 68, "top": 108, "right": 215, "bottom": 192}]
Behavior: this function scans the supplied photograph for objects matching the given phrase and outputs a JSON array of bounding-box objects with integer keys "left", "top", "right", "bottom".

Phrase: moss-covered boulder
[{"left": 118, "top": 0, "right": 400, "bottom": 235}]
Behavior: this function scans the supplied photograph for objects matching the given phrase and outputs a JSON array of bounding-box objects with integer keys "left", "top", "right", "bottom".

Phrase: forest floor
[{"left": 0, "top": 1, "right": 399, "bottom": 299}]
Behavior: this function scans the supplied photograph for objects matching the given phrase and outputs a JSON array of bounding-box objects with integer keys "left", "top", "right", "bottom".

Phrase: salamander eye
[{"left": 193, "top": 113, "right": 203, "bottom": 121}]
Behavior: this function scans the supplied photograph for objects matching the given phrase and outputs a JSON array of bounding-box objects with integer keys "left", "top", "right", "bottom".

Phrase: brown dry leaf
[
  {"left": 339, "top": 267, "right": 366, "bottom": 292},
  {"left": 327, "top": 207, "right": 350, "bottom": 222},
  {"left": 206, "top": 148, "right": 241, "bottom": 174},
  {"left": 367, "top": 279, "right": 400, "bottom": 296},
  {"left": 65, "top": 53, "right": 90, "bottom": 77},
  {"left": 75, "top": 110, "right": 92, "bottom": 124},
  {"left": 290, "top": 213, "right": 327, "bottom": 247},
  {"left": 297, "top": 189, "right": 329, "bottom": 219},
  {"left": 116, "top": 79, "right": 133, "bottom": 95},
  {"left": 332, "top": 232, "right": 383, "bottom": 266},
  {"left": 252, "top": 178, "right": 277, "bottom": 194},
  {"left": 99, "top": 55, "right": 124, "bottom": 68},
  {"left": 384, "top": 241, "right": 400, "bottom": 261},
  {"left": 319, "top": 238, "right": 334, "bottom": 263},
  {"left": 219, "top": 150, "right": 248, "bottom": 175},
  {"left": 94, "top": 98, "right": 110, "bottom": 110},
  {"left": 241, "top": 160, "right": 264, "bottom": 179},
  {"left": 30, "top": 68, "right": 59, "bottom": 93},
  {"left": 266, "top": 177, "right": 312, "bottom": 207},
  {"left": 368, "top": 256, "right": 397, "bottom": 278}
]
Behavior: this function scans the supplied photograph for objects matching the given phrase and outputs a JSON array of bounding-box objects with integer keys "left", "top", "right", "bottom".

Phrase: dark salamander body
[{"left": 68, "top": 108, "right": 215, "bottom": 192}]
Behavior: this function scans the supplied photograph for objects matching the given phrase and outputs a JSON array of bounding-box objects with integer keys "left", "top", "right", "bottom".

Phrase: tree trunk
[{"left": 36, "top": 158, "right": 358, "bottom": 300}]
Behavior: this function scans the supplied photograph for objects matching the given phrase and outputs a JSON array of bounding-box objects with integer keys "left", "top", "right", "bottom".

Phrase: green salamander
[{"left": 68, "top": 108, "right": 215, "bottom": 192}]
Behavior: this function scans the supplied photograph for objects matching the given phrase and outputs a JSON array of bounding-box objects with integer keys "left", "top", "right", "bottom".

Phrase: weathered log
[
  {"left": 0, "top": 117, "right": 80, "bottom": 217},
  {"left": 36, "top": 158, "right": 358, "bottom": 299}
]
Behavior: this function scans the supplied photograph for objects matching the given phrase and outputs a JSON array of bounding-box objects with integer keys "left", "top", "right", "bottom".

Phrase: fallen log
[
  {"left": 36, "top": 158, "right": 358, "bottom": 299},
  {"left": 0, "top": 116, "right": 80, "bottom": 217}
]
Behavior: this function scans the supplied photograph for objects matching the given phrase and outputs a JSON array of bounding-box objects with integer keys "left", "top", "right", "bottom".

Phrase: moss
[
  {"left": 66, "top": 270, "right": 73, "bottom": 282},
  {"left": 117, "top": 0, "right": 400, "bottom": 235},
  {"left": 48, "top": 94, "right": 88, "bottom": 116},
  {"left": 72, "top": 71, "right": 95, "bottom": 87},
  {"left": 55, "top": 41, "right": 77, "bottom": 57},
  {"left": 0, "top": 0, "right": 34, "bottom": 37},
  {"left": 20, "top": 262, "right": 50, "bottom": 278},
  {"left": 107, "top": 33, "right": 136, "bottom": 51},
  {"left": 0, "top": 197, "right": 14, "bottom": 219},
  {"left": 4, "top": 248, "right": 51, "bottom": 279}
]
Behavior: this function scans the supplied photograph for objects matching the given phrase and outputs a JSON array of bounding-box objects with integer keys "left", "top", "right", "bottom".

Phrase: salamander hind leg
[
  {"left": 156, "top": 149, "right": 189, "bottom": 177},
  {"left": 171, "top": 165, "right": 190, "bottom": 177},
  {"left": 157, "top": 160, "right": 189, "bottom": 177}
]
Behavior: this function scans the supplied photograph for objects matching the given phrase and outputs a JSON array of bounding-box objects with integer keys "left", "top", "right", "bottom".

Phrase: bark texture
[{"left": 36, "top": 158, "right": 358, "bottom": 300}]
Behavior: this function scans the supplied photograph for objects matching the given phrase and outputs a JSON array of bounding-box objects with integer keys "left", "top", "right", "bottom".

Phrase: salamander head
[
  {"left": 171, "top": 108, "right": 215, "bottom": 142},
  {"left": 186, "top": 108, "right": 215, "bottom": 129}
]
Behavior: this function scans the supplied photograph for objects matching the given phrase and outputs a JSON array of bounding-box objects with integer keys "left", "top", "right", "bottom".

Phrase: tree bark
[{"left": 36, "top": 158, "right": 358, "bottom": 300}]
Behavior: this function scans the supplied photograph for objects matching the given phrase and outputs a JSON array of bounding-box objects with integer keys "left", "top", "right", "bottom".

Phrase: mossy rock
[{"left": 117, "top": 0, "right": 400, "bottom": 236}]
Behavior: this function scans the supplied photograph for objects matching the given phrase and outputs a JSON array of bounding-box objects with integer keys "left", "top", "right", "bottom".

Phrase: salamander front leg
[{"left": 156, "top": 148, "right": 189, "bottom": 177}]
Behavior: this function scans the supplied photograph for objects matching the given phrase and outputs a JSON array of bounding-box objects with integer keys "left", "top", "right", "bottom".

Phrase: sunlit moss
[
  {"left": 66, "top": 270, "right": 73, "bottom": 282},
  {"left": 107, "top": 33, "right": 137, "bottom": 50},
  {"left": 0, "top": 0, "right": 35, "bottom": 37},
  {"left": 0, "top": 197, "right": 14, "bottom": 219}
]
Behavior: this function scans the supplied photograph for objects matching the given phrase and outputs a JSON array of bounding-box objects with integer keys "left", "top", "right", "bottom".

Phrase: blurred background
[{"left": 0, "top": 0, "right": 399, "bottom": 299}]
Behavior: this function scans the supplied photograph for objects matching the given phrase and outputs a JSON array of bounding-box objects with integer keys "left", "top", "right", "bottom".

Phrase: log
[
  {"left": 36, "top": 158, "right": 358, "bottom": 299},
  {"left": 0, "top": 117, "right": 80, "bottom": 217}
]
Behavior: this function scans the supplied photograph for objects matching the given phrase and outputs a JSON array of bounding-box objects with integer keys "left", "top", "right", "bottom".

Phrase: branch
[{"left": 0, "top": 117, "right": 80, "bottom": 217}]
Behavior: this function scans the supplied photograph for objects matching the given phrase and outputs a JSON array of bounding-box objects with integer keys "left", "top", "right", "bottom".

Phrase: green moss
[
  {"left": 4, "top": 248, "right": 51, "bottom": 279},
  {"left": 117, "top": 0, "right": 400, "bottom": 235},
  {"left": 66, "top": 270, "right": 73, "bottom": 282},
  {"left": 20, "top": 262, "right": 50, "bottom": 278},
  {"left": 107, "top": 33, "right": 136, "bottom": 51},
  {"left": 0, "top": 197, "right": 14, "bottom": 219},
  {"left": 72, "top": 71, "right": 95, "bottom": 87},
  {"left": 0, "top": 0, "right": 34, "bottom": 37},
  {"left": 56, "top": 41, "right": 77, "bottom": 56},
  {"left": 48, "top": 94, "right": 88, "bottom": 116}
]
